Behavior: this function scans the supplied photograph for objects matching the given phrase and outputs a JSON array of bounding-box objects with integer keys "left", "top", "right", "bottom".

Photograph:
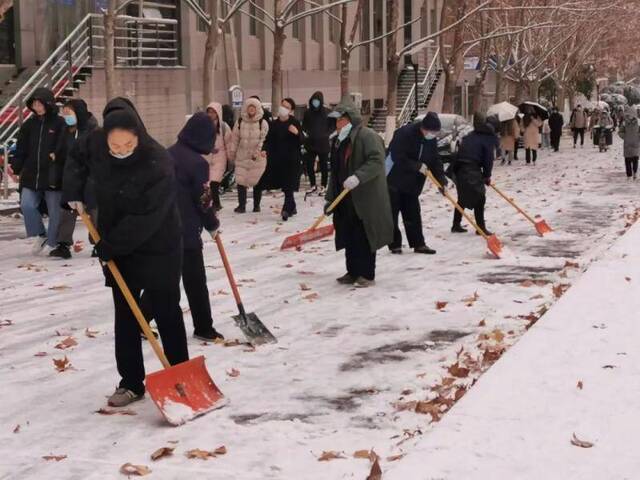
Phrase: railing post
[
  {"left": 156, "top": 22, "right": 160, "bottom": 66},
  {"left": 137, "top": 20, "right": 143, "bottom": 67},
  {"left": 2, "top": 144, "right": 8, "bottom": 200},
  {"left": 67, "top": 41, "right": 74, "bottom": 95},
  {"left": 88, "top": 16, "right": 94, "bottom": 66}
]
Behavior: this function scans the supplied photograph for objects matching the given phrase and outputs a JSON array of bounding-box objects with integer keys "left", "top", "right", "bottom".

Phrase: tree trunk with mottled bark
[
  {"left": 104, "top": 0, "right": 117, "bottom": 100},
  {"left": 203, "top": 0, "right": 219, "bottom": 106}
]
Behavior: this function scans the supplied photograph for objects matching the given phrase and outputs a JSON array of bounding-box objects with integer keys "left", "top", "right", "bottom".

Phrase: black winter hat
[{"left": 421, "top": 111, "right": 441, "bottom": 131}]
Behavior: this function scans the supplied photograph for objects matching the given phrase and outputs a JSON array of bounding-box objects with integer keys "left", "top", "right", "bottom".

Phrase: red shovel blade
[
  {"left": 145, "top": 356, "right": 226, "bottom": 426},
  {"left": 535, "top": 219, "right": 553, "bottom": 236},
  {"left": 280, "top": 224, "right": 335, "bottom": 250},
  {"left": 487, "top": 234, "right": 503, "bottom": 259}
]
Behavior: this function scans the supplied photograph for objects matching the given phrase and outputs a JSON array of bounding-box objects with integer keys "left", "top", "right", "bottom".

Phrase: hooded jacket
[
  {"left": 522, "top": 114, "right": 542, "bottom": 149},
  {"left": 325, "top": 98, "right": 393, "bottom": 252},
  {"left": 302, "top": 91, "right": 332, "bottom": 154},
  {"left": 10, "top": 87, "right": 66, "bottom": 191},
  {"left": 228, "top": 97, "right": 269, "bottom": 187},
  {"left": 65, "top": 97, "right": 183, "bottom": 290},
  {"left": 618, "top": 110, "right": 640, "bottom": 158},
  {"left": 169, "top": 112, "right": 219, "bottom": 250},
  {"left": 260, "top": 109, "right": 303, "bottom": 191},
  {"left": 205, "top": 102, "right": 233, "bottom": 183}
]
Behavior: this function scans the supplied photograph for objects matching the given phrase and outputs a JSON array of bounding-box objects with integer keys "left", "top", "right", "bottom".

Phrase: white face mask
[
  {"left": 278, "top": 106, "right": 290, "bottom": 118},
  {"left": 110, "top": 150, "right": 134, "bottom": 159}
]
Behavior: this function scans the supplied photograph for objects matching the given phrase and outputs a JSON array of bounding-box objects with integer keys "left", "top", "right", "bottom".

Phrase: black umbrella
[{"left": 519, "top": 101, "right": 549, "bottom": 120}]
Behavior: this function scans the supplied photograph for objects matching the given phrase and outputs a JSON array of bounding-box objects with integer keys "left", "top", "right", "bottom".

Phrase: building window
[
  {"left": 249, "top": 2, "right": 257, "bottom": 36},
  {"left": 292, "top": 2, "right": 303, "bottom": 41},
  {"left": 373, "top": 0, "right": 383, "bottom": 70},
  {"left": 430, "top": 8, "right": 437, "bottom": 35},
  {"left": 329, "top": 5, "right": 340, "bottom": 43},
  {"left": 311, "top": 0, "right": 322, "bottom": 42},
  {"left": 360, "top": 0, "right": 370, "bottom": 71},
  {"left": 197, "top": 0, "right": 207, "bottom": 32}
]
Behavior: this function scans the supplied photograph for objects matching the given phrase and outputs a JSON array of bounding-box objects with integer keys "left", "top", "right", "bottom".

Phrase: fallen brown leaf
[
  {"left": 299, "top": 283, "right": 312, "bottom": 291},
  {"left": 53, "top": 356, "right": 71, "bottom": 372},
  {"left": 213, "top": 445, "right": 227, "bottom": 455},
  {"left": 552, "top": 284, "right": 570, "bottom": 298},
  {"left": 150, "top": 447, "right": 175, "bottom": 461},
  {"left": 463, "top": 291, "right": 480, "bottom": 306},
  {"left": 54, "top": 336, "right": 78, "bottom": 350},
  {"left": 303, "top": 293, "right": 320, "bottom": 302},
  {"left": 478, "top": 319, "right": 486, "bottom": 327},
  {"left": 186, "top": 448, "right": 214, "bottom": 460},
  {"left": 226, "top": 368, "right": 240, "bottom": 378},
  {"left": 564, "top": 261, "right": 579, "bottom": 268},
  {"left": 415, "top": 401, "right": 441, "bottom": 422},
  {"left": 387, "top": 454, "right": 405, "bottom": 462},
  {"left": 43, "top": 455, "right": 67, "bottom": 462},
  {"left": 448, "top": 362, "right": 470, "bottom": 378},
  {"left": 577, "top": 381, "right": 583, "bottom": 390},
  {"left": 454, "top": 385, "right": 467, "bottom": 401},
  {"left": 34, "top": 352, "right": 47, "bottom": 357},
  {"left": 625, "top": 277, "right": 631, "bottom": 282},
  {"left": 435, "top": 301, "right": 448, "bottom": 311},
  {"left": 570, "top": 433, "right": 594, "bottom": 448},
  {"left": 48, "top": 285, "right": 70, "bottom": 291},
  {"left": 317, "top": 450, "right": 346, "bottom": 461},
  {"left": 490, "top": 329, "right": 505, "bottom": 343},
  {"left": 353, "top": 449, "right": 378, "bottom": 462},
  {"left": 13, "top": 424, "right": 20, "bottom": 434},
  {"left": 95, "top": 408, "right": 137, "bottom": 416},
  {"left": 366, "top": 457, "right": 382, "bottom": 480},
  {"left": 119, "top": 463, "right": 151, "bottom": 476}
]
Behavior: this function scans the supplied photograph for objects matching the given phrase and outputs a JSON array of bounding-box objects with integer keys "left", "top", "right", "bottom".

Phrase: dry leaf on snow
[
  {"left": 53, "top": 356, "right": 72, "bottom": 372},
  {"left": 625, "top": 277, "right": 631, "bottom": 282},
  {"left": 150, "top": 447, "right": 175, "bottom": 461},
  {"left": 0, "top": 319, "right": 13, "bottom": 328},
  {"left": 570, "top": 433, "right": 594, "bottom": 448},
  {"left": 478, "top": 319, "right": 486, "bottom": 327},
  {"left": 299, "top": 283, "right": 312, "bottom": 291},
  {"left": 415, "top": 401, "right": 441, "bottom": 422},
  {"left": 42, "top": 455, "right": 67, "bottom": 462},
  {"left": 564, "top": 261, "right": 579, "bottom": 269},
  {"left": 303, "top": 293, "right": 320, "bottom": 302},
  {"left": 226, "top": 368, "right": 240, "bottom": 378},
  {"left": 353, "top": 449, "right": 378, "bottom": 462},
  {"left": 213, "top": 446, "right": 227, "bottom": 455},
  {"left": 34, "top": 352, "right": 47, "bottom": 357},
  {"left": 435, "top": 301, "right": 448, "bottom": 311},
  {"left": 577, "top": 381, "right": 583, "bottom": 390},
  {"left": 186, "top": 448, "right": 214, "bottom": 460},
  {"left": 95, "top": 408, "right": 137, "bottom": 416},
  {"left": 119, "top": 463, "right": 151, "bottom": 476},
  {"left": 13, "top": 424, "right": 20, "bottom": 434},
  {"left": 463, "top": 291, "right": 479, "bottom": 306},
  {"left": 447, "top": 362, "right": 470, "bottom": 378},
  {"left": 387, "top": 454, "right": 405, "bottom": 462},
  {"left": 54, "top": 336, "right": 78, "bottom": 350},
  {"left": 490, "top": 329, "right": 505, "bottom": 343},
  {"left": 317, "top": 451, "right": 346, "bottom": 461},
  {"left": 366, "top": 458, "right": 382, "bottom": 480}
]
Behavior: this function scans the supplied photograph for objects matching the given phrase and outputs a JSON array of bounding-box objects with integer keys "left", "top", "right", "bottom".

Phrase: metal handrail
[{"left": 397, "top": 47, "right": 441, "bottom": 126}]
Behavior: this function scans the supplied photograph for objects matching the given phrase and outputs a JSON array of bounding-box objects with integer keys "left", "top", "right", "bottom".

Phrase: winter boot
[
  {"left": 414, "top": 245, "right": 436, "bottom": 254},
  {"left": 336, "top": 273, "right": 357, "bottom": 285},
  {"left": 108, "top": 387, "right": 144, "bottom": 407},
  {"left": 451, "top": 224, "right": 467, "bottom": 233},
  {"left": 390, "top": 247, "right": 403, "bottom": 254},
  {"left": 194, "top": 328, "right": 224, "bottom": 342},
  {"left": 354, "top": 277, "right": 376, "bottom": 288},
  {"left": 210, "top": 181, "right": 222, "bottom": 211},
  {"left": 49, "top": 243, "right": 72, "bottom": 259},
  {"left": 31, "top": 236, "right": 47, "bottom": 255},
  {"left": 234, "top": 205, "right": 246, "bottom": 214},
  {"left": 281, "top": 210, "right": 290, "bottom": 221},
  {"left": 253, "top": 204, "right": 261, "bottom": 213}
]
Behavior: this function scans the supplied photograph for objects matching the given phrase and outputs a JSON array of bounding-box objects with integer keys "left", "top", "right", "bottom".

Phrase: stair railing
[{"left": 396, "top": 47, "right": 441, "bottom": 127}]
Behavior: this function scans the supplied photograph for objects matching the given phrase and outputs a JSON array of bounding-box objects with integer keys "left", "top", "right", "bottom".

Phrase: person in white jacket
[{"left": 205, "top": 102, "right": 233, "bottom": 211}]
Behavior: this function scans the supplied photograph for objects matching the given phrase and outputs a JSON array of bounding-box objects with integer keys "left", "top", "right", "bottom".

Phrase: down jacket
[
  {"left": 205, "top": 102, "right": 233, "bottom": 183},
  {"left": 523, "top": 115, "right": 542, "bottom": 149},
  {"left": 228, "top": 97, "right": 269, "bottom": 187},
  {"left": 619, "top": 110, "right": 640, "bottom": 158}
]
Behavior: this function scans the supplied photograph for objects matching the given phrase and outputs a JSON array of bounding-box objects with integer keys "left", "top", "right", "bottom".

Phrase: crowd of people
[{"left": 7, "top": 84, "right": 637, "bottom": 406}]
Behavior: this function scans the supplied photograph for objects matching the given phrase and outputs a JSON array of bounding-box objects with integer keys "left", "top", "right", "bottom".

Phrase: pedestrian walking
[
  {"left": 50, "top": 99, "right": 99, "bottom": 259},
  {"left": 325, "top": 98, "right": 393, "bottom": 288},
  {"left": 302, "top": 91, "right": 332, "bottom": 193},
  {"left": 205, "top": 102, "right": 233, "bottom": 211},
  {"left": 261, "top": 98, "right": 303, "bottom": 221},
  {"left": 386, "top": 112, "right": 446, "bottom": 255},
  {"left": 499, "top": 118, "right": 519, "bottom": 165},
  {"left": 541, "top": 118, "right": 551, "bottom": 149},
  {"left": 522, "top": 110, "right": 542, "bottom": 165},
  {"left": 450, "top": 113, "right": 499, "bottom": 236},
  {"left": 65, "top": 98, "right": 189, "bottom": 407},
  {"left": 9, "top": 87, "right": 65, "bottom": 254},
  {"left": 229, "top": 97, "right": 269, "bottom": 213},
  {"left": 618, "top": 108, "right": 640, "bottom": 180},
  {"left": 168, "top": 112, "right": 224, "bottom": 341},
  {"left": 549, "top": 107, "right": 564, "bottom": 152},
  {"left": 570, "top": 105, "right": 588, "bottom": 148}
]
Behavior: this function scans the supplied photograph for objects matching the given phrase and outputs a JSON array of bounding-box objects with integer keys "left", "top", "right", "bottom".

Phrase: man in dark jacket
[
  {"left": 52, "top": 98, "right": 99, "bottom": 259},
  {"left": 387, "top": 112, "right": 446, "bottom": 255},
  {"left": 9, "top": 87, "right": 65, "bottom": 254},
  {"left": 302, "top": 91, "right": 332, "bottom": 193},
  {"left": 168, "top": 112, "right": 224, "bottom": 341},
  {"left": 65, "top": 98, "right": 189, "bottom": 407},
  {"left": 549, "top": 107, "right": 564, "bottom": 152},
  {"left": 451, "top": 113, "right": 499, "bottom": 236}
]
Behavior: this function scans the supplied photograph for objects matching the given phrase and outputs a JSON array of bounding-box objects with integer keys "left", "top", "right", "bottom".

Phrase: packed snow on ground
[{"left": 0, "top": 137, "right": 638, "bottom": 479}]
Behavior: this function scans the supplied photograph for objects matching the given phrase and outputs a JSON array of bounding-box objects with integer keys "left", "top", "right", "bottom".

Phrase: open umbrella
[
  {"left": 519, "top": 101, "right": 549, "bottom": 120},
  {"left": 487, "top": 102, "right": 519, "bottom": 122}
]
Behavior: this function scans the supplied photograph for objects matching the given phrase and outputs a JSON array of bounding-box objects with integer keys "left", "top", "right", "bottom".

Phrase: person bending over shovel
[{"left": 64, "top": 98, "right": 189, "bottom": 407}]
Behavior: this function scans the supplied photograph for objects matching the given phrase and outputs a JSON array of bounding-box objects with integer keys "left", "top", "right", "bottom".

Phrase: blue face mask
[
  {"left": 312, "top": 99, "right": 321, "bottom": 109},
  {"left": 63, "top": 114, "right": 77, "bottom": 126},
  {"left": 337, "top": 123, "right": 352, "bottom": 142},
  {"left": 424, "top": 133, "right": 437, "bottom": 140}
]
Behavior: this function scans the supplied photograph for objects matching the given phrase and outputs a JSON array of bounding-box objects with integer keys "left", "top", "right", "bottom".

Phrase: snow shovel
[
  {"left": 425, "top": 171, "right": 503, "bottom": 259},
  {"left": 489, "top": 183, "right": 552, "bottom": 236},
  {"left": 280, "top": 188, "right": 350, "bottom": 250},
  {"left": 214, "top": 233, "right": 277, "bottom": 345},
  {"left": 78, "top": 211, "right": 225, "bottom": 426}
]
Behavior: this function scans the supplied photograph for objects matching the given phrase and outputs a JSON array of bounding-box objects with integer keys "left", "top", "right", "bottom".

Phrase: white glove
[
  {"left": 419, "top": 164, "right": 429, "bottom": 176},
  {"left": 343, "top": 175, "right": 360, "bottom": 191},
  {"left": 68, "top": 201, "right": 85, "bottom": 214}
]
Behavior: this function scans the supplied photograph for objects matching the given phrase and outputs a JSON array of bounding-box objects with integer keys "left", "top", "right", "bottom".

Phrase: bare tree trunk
[
  {"left": 271, "top": 25, "right": 285, "bottom": 108},
  {"left": 529, "top": 79, "right": 540, "bottom": 102},
  {"left": 494, "top": 69, "right": 504, "bottom": 103},
  {"left": 385, "top": 0, "right": 399, "bottom": 117},
  {"left": 203, "top": 0, "right": 219, "bottom": 106},
  {"left": 441, "top": 66, "right": 458, "bottom": 113},
  {"left": 104, "top": 0, "right": 117, "bottom": 100},
  {"left": 472, "top": 71, "right": 487, "bottom": 113},
  {"left": 339, "top": 4, "right": 349, "bottom": 97},
  {"left": 514, "top": 81, "right": 525, "bottom": 105}
]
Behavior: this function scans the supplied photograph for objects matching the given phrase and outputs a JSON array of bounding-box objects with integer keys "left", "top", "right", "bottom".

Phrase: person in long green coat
[{"left": 325, "top": 98, "right": 393, "bottom": 288}]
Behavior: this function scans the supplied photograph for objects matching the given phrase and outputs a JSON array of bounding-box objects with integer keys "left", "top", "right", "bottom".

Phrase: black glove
[
  {"left": 484, "top": 177, "right": 492, "bottom": 186},
  {"left": 94, "top": 240, "right": 115, "bottom": 262},
  {"left": 324, "top": 202, "right": 333, "bottom": 216}
]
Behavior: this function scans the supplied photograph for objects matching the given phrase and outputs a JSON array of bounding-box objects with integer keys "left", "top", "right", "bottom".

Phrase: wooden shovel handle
[
  {"left": 489, "top": 183, "right": 537, "bottom": 225},
  {"left": 425, "top": 170, "right": 489, "bottom": 240},
  {"left": 79, "top": 211, "right": 171, "bottom": 369},
  {"left": 309, "top": 188, "right": 350, "bottom": 231},
  {"left": 214, "top": 233, "right": 244, "bottom": 307}
]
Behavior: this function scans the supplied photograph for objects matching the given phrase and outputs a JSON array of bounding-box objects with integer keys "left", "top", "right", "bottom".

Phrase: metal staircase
[{"left": 368, "top": 50, "right": 442, "bottom": 133}]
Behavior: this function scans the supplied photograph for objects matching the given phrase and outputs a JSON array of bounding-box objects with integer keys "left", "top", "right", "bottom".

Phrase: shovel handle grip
[
  {"left": 425, "top": 171, "right": 489, "bottom": 240},
  {"left": 214, "top": 234, "right": 243, "bottom": 307},
  {"left": 309, "top": 188, "right": 350, "bottom": 231},
  {"left": 489, "top": 183, "right": 537, "bottom": 225},
  {"left": 79, "top": 211, "right": 171, "bottom": 369}
]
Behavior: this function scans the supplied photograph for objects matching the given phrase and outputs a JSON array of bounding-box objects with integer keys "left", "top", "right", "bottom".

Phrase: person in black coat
[
  {"left": 168, "top": 112, "right": 223, "bottom": 341},
  {"left": 260, "top": 97, "right": 303, "bottom": 220},
  {"left": 9, "top": 87, "right": 66, "bottom": 254},
  {"left": 549, "top": 107, "right": 564, "bottom": 152},
  {"left": 387, "top": 112, "right": 447, "bottom": 254},
  {"left": 302, "top": 91, "right": 332, "bottom": 192},
  {"left": 450, "top": 112, "right": 499, "bottom": 236},
  {"left": 65, "top": 97, "right": 188, "bottom": 407},
  {"left": 51, "top": 98, "right": 99, "bottom": 259}
]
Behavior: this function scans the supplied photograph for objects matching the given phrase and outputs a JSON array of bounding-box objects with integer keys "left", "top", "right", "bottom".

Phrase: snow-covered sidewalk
[{"left": 387, "top": 220, "right": 640, "bottom": 480}]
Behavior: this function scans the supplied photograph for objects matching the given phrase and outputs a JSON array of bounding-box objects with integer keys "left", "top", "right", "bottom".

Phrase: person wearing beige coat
[
  {"left": 205, "top": 102, "right": 233, "bottom": 211},
  {"left": 499, "top": 118, "right": 519, "bottom": 165},
  {"left": 228, "top": 97, "right": 269, "bottom": 213},
  {"left": 522, "top": 114, "right": 543, "bottom": 165}
]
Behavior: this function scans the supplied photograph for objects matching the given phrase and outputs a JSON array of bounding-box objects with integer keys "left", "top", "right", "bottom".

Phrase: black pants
[
  {"left": 344, "top": 217, "right": 376, "bottom": 281},
  {"left": 209, "top": 181, "right": 222, "bottom": 210},
  {"left": 514, "top": 142, "right": 519, "bottom": 160},
  {"left": 388, "top": 188, "right": 425, "bottom": 249},
  {"left": 183, "top": 248, "right": 215, "bottom": 334},
  {"left": 573, "top": 128, "right": 585, "bottom": 146},
  {"left": 305, "top": 150, "right": 328, "bottom": 187},
  {"left": 113, "top": 286, "right": 188, "bottom": 395},
  {"left": 625, "top": 157, "right": 639, "bottom": 177},
  {"left": 283, "top": 189, "right": 296, "bottom": 213},
  {"left": 237, "top": 185, "right": 262, "bottom": 208},
  {"left": 453, "top": 197, "right": 487, "bottom": 232},
  {"left": 550, "top": 131, "right": 561, "bottom": 151},
  {"left": 525, "top": 148, "right": 537, "bottom": 164}
]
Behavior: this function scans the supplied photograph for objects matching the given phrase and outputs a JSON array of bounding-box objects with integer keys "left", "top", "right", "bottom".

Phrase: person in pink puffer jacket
[
  {"left": 205, "top": 102, "right": 233, "bottom": 211},
  {"left": 228, "top": 97, "right": 269, "bottom": 213}
]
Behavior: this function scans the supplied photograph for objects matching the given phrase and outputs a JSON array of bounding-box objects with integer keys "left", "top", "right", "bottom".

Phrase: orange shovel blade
[
  {"left": 280, "top": 224, "right": 335, "bottom": 250},
  {"left": 535, "top": 219, "right": 552, "bottom": 236},
  {"left": 487, "top": 234, "right": 503, "bottom": 259},
  {"left": 145, "top": 356, "right": 226, "bottom": 426}
]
